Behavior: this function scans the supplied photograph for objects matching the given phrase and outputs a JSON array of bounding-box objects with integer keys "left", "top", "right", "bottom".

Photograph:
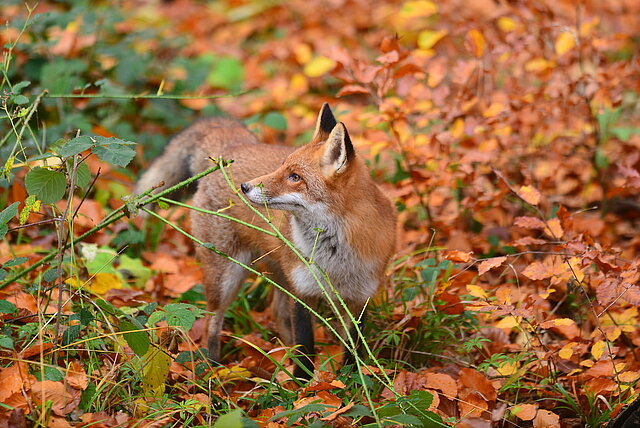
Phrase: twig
[{"left": 53, "top": 152, "right": 80, "bottom": 359}]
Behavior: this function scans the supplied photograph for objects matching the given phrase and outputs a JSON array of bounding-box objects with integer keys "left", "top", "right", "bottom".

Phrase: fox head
[{"left": 241, "top": 103, "right": 357, "bottom": 213}]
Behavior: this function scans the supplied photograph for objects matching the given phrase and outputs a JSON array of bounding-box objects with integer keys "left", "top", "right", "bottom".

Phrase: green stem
[{"left": 0, "top": 163, "right": 223, "bottom": 289}]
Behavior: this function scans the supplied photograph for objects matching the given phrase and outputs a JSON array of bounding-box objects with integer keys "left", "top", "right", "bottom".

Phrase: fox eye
[{"left": 288, "top": 172, "right": 302, "bottom": 182}]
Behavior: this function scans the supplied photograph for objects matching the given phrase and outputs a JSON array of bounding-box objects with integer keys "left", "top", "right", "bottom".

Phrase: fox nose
[{"left": 240, "top": 183, "right": 249, "bottom": 194}]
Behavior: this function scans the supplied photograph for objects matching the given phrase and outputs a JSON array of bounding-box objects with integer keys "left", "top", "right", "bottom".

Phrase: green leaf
[
  {"left": 12, "top": 95, "right": 29, "bottom": 105},
  {"left": 207, "top": 57, "right": 244, "bottom": 91},
  {"left": 213, "top": 409, "right": 244, "bottom": 428},
  {"left": 62, "top": 324, "right": 82, "bottom": 346},
  {"left": 58, "top": 136, "right": 95, "bottom": 157},
  {"left": 12, "top": 81, "right": 31, "bottom": 93},
  {"left": 34, "top": 366, "right": 64, "bottom": 382},
  {"left": 3, "top": 257, "right": 28, "bottom": 267},
  {"left": 121, "top": 320, "right": 149, "bottom": 356},
  {"left": 264, "top": 112, "right": 287, "bottom": 131},
  {"left": 0, "top": 202, "right": 19, "bottom": 225},
  {"left": 118, "top": 254, "right": 152, "bottom": 288},
  {"left": 0, "top": 300, "right": 17, "bottom": 314},
  {"left": 0, "top": 335, "right": 14, "bottom": 349},
  {"left": 165, "top": 303, "right": 201, "bottom": 331},
  {"left": 0, "top": 224, "right": 6, "bottom": 240},
  {"left": 25, "top": 167, "right": 66, "bottom": 204},
  {"left": 92, "top": 137, "right": 137, "bottom": 167}
]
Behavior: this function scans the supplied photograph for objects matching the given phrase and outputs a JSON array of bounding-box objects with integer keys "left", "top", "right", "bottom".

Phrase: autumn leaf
[
  {"left": 559, "top": 342, "right": 578, "bottom": 359},
  {"left": 304, "top": 56, "right": 335, "bottom": 78},
  {"left": 555, "top": 32, "right": 576, "bottom": 55},
  {"left": 540, "top": 318, "right": 575, "bottom": 329},
  {"left": 443, "top": 250, "right": 472, "bottom": 263},
  {"left": 533, "top": 409, "right": 560, "bottom": 428},
  {"left": 465, "top": 29, "right": 485, "bottom": 58},
  {"left": 517, "top": 185, "right": 541, "bottom": 205},
  {"left": 510, "top": 403, "right": 538, "bottom": 421},
  {"left": 544, "top": 217, "right": 564, "bottom": 238},
  {"left": 417, "top": 30, "right": 447, "bottom": 50},
  {"left": 522, "top": 261, "right": 554, "bottom": 281},
  {"left": 514, "top": 216, "right": 546, "bottom": 229},
  {"left": 477, "top": 256, "right": 507, "bottom": 275}
]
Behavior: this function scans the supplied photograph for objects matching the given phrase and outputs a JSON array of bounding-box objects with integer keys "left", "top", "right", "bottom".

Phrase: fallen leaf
[
  {"left": 510, "top": 403, "right": 537, "bottom": 421},
  {"left": 478, "top": 256, "right": 507, "bottom": 275},
  {"left": 533, "top": 409, "right": 560, "bottom": 428}
]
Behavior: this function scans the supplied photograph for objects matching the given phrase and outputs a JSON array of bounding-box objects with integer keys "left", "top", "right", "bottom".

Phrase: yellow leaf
[
  {"left": 497, "top": 17, "right": 518, "bottom": 32},
  {"left": 141, "top": 348, "right": 171, "bottom": 398},
  {"left": 544, "top": 218, "right": 564, "bottom": 239},
  {"left": 525, "top": 58, "right": 555, "bottom": 72},
  {"left": 496, "top": 316, "right": 521, "bottom": 330},
  {"left": 294, "top": 43, "right": 312, "bottom": 64},
  {"left": 88, "top": 273, "right": 123, "bottom": 295},
  {"left": 400, "top": 0, "right": 438, "bottom": 18},
  {"left": 215, "top": 365, "right": 252, "bottom": 380},
  {"left": 559, "top": 342, "right": 577, "bottom": 359},
  {"left": 466, "top": 29, "right": 485, "bottom": 58},
  {"left": 451, "top": 118, "right": 464, "bottom": 138},
  {"left": 483, "top": 102, "right": 504, "bottom": 118},
  {"left": 591, "top": 340, "right": 606, "bottom": 360},
  {"left": 517, "top": 185, "right": 541, "bottom": 205},
  {"left": 540, "top": 318, "right": 575, "bottom": 329},
  {"left": 619, "top": 371, "right": 640, "bottom": 383},
  {"left": 466, "top": 284, "right": 487, "bottom": 299},
  {"left": 417, "top": 30, "right": 447, "bottom": 50},
  {"left": 555, "top": 32, "right": 576, "bottom": 56},
  {"left": 304, "top": 56, "right": 335, "bottom": 78},
  {"left": 497, "top": 360, "right": 519, "bottom": 376}
]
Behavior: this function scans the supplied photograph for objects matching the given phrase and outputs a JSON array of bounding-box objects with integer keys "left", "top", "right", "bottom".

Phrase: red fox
[{"left": 136, "top": 104, "right": 396, "bottom": 379}]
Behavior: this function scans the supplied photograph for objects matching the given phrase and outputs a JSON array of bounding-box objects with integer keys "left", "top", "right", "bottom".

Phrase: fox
[{"left": 135, "top": 104, "right": 396, "bottom": 379}]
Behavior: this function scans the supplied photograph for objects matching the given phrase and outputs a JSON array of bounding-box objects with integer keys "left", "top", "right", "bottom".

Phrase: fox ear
[
  {"left": 321, "top": 122, "right": 355, "bottom": 175},
  {"left": 312, "top": 103, "right": 338, "bottom": 143}
]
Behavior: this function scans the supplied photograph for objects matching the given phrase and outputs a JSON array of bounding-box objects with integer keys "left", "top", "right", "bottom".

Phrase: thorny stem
[{"left": 0, "top": 163, "right": 223, "bottom": 289}]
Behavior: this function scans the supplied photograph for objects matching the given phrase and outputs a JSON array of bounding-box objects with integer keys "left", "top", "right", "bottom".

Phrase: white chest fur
[{"left": 288, "top": 208, "right": 378, "bottom": 305}]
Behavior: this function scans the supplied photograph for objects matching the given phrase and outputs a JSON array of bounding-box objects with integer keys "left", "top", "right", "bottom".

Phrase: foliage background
[{"left": 1, "top": 0, "right": 639, "bottom": 427}]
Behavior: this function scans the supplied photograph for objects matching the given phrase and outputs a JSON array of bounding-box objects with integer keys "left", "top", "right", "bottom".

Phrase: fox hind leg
[{"left": 196, "top": 245, "right": 252, "bottom": 364}]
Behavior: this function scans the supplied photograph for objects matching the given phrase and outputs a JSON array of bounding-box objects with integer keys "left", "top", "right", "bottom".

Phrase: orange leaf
[
  {"left": 465, "top": 29, "right": 485, "bottom": 58},
  {"left": 522, "top": 261, "right": 553, "bottom": 281},
  {"left": 443, "top": 250, "right": 472, "bottom": 263},
  {"left": 544, "top": 218, "right": 564, "bottom": 238},
  {"left": 336, "top": 84, "right": 370, "bottom": 97},
  {"left": 477, "top": 256, "right": 507, "bottom": 275},
  {"left": 533, "top": 409, "right": 560, "bottom": 428},
  {"left": 514, "top": 216, "right": 545, "bottom": 229},
  {"left": 425, "top": 372, "right": 457, "bottom": 398},
  {"left": 517, "top": 185, "right": 541, "bottom": 205},
  {"left": 510, "top": 403, "right": 538, "bottom": 421},
  {"left": 540, "top": 318, "right": 575, "bottom": 329}
]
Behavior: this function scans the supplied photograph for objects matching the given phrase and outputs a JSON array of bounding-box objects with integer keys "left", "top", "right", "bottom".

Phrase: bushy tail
[{"left": 134, "top": 143, "right": 194, "bottom": 197}]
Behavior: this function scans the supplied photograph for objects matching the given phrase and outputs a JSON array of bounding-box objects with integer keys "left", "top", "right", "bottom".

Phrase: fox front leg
[{"left": 292, "top": 300, "right": 315, "bottom": 380}]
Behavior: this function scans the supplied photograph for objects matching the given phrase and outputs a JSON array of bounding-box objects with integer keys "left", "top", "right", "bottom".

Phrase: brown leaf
[
  {"left": 532, "top": 409, "right": 560, "bottom": 428},
  {"left": 66, "top": 361, "right": 88, "bottom": 391},
  {"left": 510, "top": 403, "right": 537, "bottom": 421},
  {"left": 509, "top": 237, "right": 547, "bottom": 247},
  {"left": 443, "top": 250, "right": 472, "bottom": 263},
  {"left": 425, "top": 372, "right": 457, "bottom": 399},
  {"left": 477, "top": 256, "right": 507, "bottom": 275},
  {"left": 336, "top": 84, "right": 370, "bottom": 97},
  {"left": 522, "top": 261, "right": 554, "bottom": 281},
  {"left": 514, "top": 216, "right": 546, "bottom": 229},
  {"left": 459, "top": 368, "right": 497, "bottom": 401},
  {"left": 31, "top": 381, "right": 80, "bottom": 417},
  {"left": 516, "top": 185, "right": 541, "bottom": 205},
  {"left": 544, "top": 218, "right": 564, "bottom": 239}
]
